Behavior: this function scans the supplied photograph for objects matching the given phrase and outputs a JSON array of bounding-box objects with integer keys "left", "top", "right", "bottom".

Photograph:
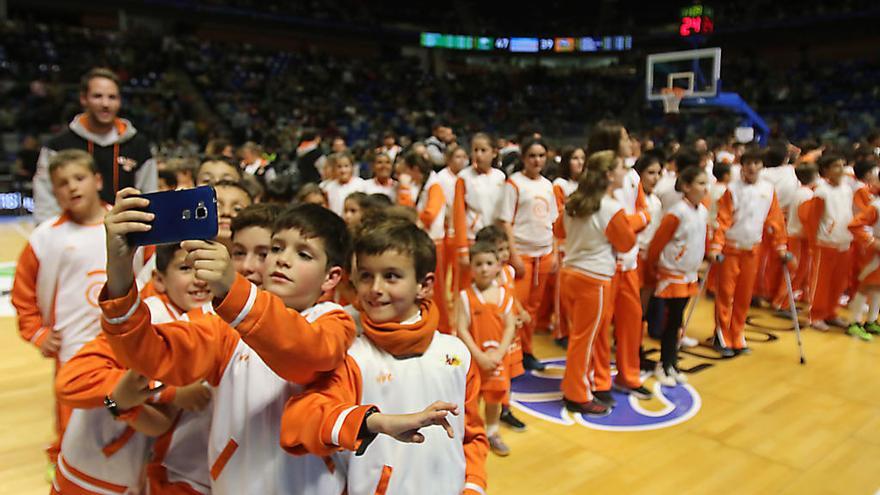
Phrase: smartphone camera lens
[{"left": 195, "top": 204, "right": 208, "bottom": 220}]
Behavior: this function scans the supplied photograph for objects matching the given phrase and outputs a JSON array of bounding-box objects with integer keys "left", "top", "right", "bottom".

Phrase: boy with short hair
[
  {"left": 475, "top": 225, "right": 529, "bottom": 431},
  {"left": 99, "top": 192, "right": 356, "bottom": 494},
  {"left": 12, "top": 149, "right": 150, "bottom": 465},
  {"left": 214, "top": 180, "right": 254, "bottom": 247},
  {"left": 457, "top": 241, "right": 517, "bottom": 457},
  {"left": 230, "top": 203, "right": 282, "bottom": 287},
  {"left": 281, "top": 219, "right": 489, "bottom": 495},
  {"left": 772, "top": 164, "right": 819, "bottom": 312},
  {"left": 196, "top": 159, "right": 242, "bottom": 186},
  {"left": 710, "top": 147, "right": 788, "bottom": 356},
  {"left": 803, "top": 152, "right": 855, "bottom": 331}
]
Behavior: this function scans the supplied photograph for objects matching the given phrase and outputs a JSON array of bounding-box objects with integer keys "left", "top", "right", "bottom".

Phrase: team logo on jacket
[
  {"left": 117, "top": 156, "right": 138, "bottom": 172},
  {"left": 445, "top": 354, "right": 462, "bottom": 367},
  {"left": 510, "top": 357, "right": 701, "bottom": 431}
]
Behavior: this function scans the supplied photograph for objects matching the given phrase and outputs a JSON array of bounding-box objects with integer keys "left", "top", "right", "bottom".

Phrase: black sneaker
[
  {"left": 499, "top": 409, "right": 527, "bottom": 432},
  {"left": 522, "top": 353, "right": 546, "bottom": 371},
  {"left": 554, "top": 337, "right": 569, "bottom": 349},
  {"left": 593, "top": 390, "right": 616, "bottom": 408},
  {"left": 564, "top": 398, "right": 611, "bottom": 417},
  {"left": 712, "top": 337, "right": 735, "bottom": 358},
  {"left": 732, "top": 347, "right": 752, "bottom": 356},
  {"left": 613, "top": 382, "right": 653, "bottom": 400}
]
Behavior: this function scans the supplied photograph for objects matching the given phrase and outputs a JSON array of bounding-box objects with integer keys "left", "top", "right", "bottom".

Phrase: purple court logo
[{"left": 511, "top": 357, "right": 701, "bottom": 431}]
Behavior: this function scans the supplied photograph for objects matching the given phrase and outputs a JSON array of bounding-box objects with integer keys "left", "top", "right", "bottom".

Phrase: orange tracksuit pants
[
  {"left": 714, "top": 246, "right": 760, "bottom": 350},
  {"left": 591, "top": 268, "right": 643, "bottom": 391},
  {"left": 810, "top": 245, "right": 852, "bottom": 322},
  {"left": 560, "top": 269, "right": 611, "bottom": 403},
  {"left": 514, "top": 252, "right": 555, "bottom": 355},
  {"left": 755, "top": 235, "right": 784, "bottom": 302},
  {"left": 772, "top": 236, "right": 812, "bottom": 310},
  {"left": 49, "top": 360, "right": 72, "bottom": 464}
]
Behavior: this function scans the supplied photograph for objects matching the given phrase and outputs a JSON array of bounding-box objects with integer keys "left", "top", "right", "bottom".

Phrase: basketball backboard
[{"left": 646, "top": 47, "right": 721, "bottom": 101}]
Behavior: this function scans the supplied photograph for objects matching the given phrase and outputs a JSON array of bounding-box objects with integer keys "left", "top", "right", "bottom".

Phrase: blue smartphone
[{"left": 127, "top": 186, "right": 219, "bottom": 246}]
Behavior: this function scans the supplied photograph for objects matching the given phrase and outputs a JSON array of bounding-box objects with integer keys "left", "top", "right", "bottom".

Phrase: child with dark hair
[
  {"left": 456, "top": 241, "right": 517, "bottom": 456},
  {"left": 282, "top": 218, "right": 489, "bottom": 494},
  {"left": 710, "top": 147, "right": 788, "bottom": 356},
  {"left": 645, "top": 167, "right": 709, "bottom": 384},
  {"left": 802, "top": 153, "right": 858, "bottom": 333},
  {"left": 100, "top": 192, "right": 357, "bottom": 493}
]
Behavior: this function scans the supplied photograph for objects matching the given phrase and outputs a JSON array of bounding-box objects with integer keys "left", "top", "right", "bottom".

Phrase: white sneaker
[
  {"left": 679, "top": 335, "right": 698, "bottom": 348},
  {"left": 812, "top": 320, "right": 830, "bottom": 331},
  {"left": 670, "top": 367, "right": 689, "bottom": 384},
  {"left": 654, "top": 363, "right": 676, "bottom": 387}
]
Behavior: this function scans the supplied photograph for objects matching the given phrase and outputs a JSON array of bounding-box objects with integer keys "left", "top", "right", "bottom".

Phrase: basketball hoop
[{"left": 661, "top": 87, "right": 687, "bottom": 114}]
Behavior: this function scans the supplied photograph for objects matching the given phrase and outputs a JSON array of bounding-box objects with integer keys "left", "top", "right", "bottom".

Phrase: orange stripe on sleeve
[
  {"left": 854, "top": 187, "right": 872, "bottom": 215},
  {"left": 605, "top": 210, "right": 637, "bottom": 254},
  {"left": 419, "top": 183, "right": 446, "bottom": 227},
  {"left": 11, "top": 243, "right": 49, "bottom": 348},
  {"left": 645, "top": 214, "right": 680, "bottom": 284},
  {"left": 55, "top": 334, "right": 128, "bottom": 409},
  {"left": 100, "top": 284, "right": 238, "bottom": 387},
  {"left": 849, "top": 204, "right": 879, "bottom": 248},
  {"left": 215, "top": 274, "right": 356, "bottom": 384},
  {"left": 710, "top": 189, "right": 734, "bottom": 252},
  {"left": 281, "top": 356, "right": 371, "bottom": 457}
]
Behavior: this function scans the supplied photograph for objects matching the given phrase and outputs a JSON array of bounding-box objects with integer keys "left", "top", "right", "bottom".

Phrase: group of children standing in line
[{"left": 13, "top": 120, "right": 880, "bottom": 494}]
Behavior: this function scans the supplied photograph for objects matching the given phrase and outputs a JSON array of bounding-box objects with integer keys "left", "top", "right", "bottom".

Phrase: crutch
[
  {"left": 782, "top": 256, "right": 807, "bottom": 365},
  {"left": 682, "top": 254, "right": 723, "bottom": 334}
]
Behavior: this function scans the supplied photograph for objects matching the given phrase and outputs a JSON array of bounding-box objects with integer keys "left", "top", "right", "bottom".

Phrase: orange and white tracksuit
[
  {"left": 498, "top": 171, "right": 558, "bottom": 355},
  {"left": 637, "top": 191, "right": 663, "bottom": 287},
  {"left": 53, "top": 331, "right": 182, "bottom": 495},
  {"left": 848, "top": 181, "right": 874, "bottom": 296},
  {"left": 280, "top": 302, "right": 489, "bottom": 495},
  {"left": 141, "top": 295, "right": 212, "bottom": 495},
  {"left": 557, "top": 196, "right": 636, "bottom": 403},
  {"left": 645, "top": 199, "right": 708, "bottom": 299},
  {"left": 11, "top": 209, "right": 150, "bottom": 463},
  {"left": 704, "top": 181, "right": 728, "bottom": 294},
  {"left": 849, "top": 198, "right": 880, "bottom": 287},
  {"left": 401, "top": 172, "right": 452, "bottom": 333},
  {"left": 453, "top": 166, "right": 507, "bottom": 284},
  {"left": 437, "top": 167, "right": 463, "bottom": 301},
  {"left": 363, "top": 177, "right": 398, "bottom": 202},
  {"left": 772, "top": 185, "right": 816, "bottom": 309},
  {"left": 320, "top": 177, "right": 367, "bottom": 216},
  {"left": 754, "top": 165, "right": 799, "bottom": 301},
  {"left": 460, "top": 283, "right": 515, "bottom": 403},
  {"left": 802, "top": 180, "right": 854, "bottom": 322},
  {"left": 711, "top": 178, "right": 787, "bottom": 349},
  {"left": 550, "top": 177, "right": 579, "bottom": 339},
  {"left": 607, "top": 169, "right": 651, "bottom": 390},
  {"left": 655, "top": 170, "right": 680, "bottom": 212},
  {"left": 100, "top": 274, "right": 355, "bottom": 495}
]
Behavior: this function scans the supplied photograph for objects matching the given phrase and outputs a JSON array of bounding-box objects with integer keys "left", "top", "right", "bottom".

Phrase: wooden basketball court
[{"left": 0, "top": 220, "right": 878, "bottom": 495}]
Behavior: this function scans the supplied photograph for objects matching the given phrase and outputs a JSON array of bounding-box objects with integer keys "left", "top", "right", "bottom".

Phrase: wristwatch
[{"left": 104, "top": 395, "right": 121, "bottom": 417}]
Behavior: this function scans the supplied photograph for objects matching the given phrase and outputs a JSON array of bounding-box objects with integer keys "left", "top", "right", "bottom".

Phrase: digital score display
[
  {"left": 680, "top": 5, "right": 715, "bottom": 37},
  {"left": 421, "top": 33, "right": 633, "bottom": 52}
]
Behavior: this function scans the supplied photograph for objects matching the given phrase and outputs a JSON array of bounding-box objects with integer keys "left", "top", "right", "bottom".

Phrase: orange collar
[
  {"left": 79, "top": 114, "right": 126, "bottom": 136},
  {"left": 361, "top": 300, "right": 438, "bottom": 357}
]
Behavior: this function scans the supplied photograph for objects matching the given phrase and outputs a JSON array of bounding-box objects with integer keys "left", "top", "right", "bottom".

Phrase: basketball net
[{"left": 661, "top": 87, "right": 686, "bottom": 114}]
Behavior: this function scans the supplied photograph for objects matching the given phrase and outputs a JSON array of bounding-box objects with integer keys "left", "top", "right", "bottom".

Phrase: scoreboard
[
  {"left": 420, "top": 33, "right": 633, "bottom": 53},
  {"left": 679, "top": 5, "right": 715, "bottom": 37}
]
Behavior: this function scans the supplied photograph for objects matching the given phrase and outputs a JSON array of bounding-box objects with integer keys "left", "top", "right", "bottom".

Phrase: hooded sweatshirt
[{"left": 34, "top": 114, "right": 156, "bottom": 223}]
